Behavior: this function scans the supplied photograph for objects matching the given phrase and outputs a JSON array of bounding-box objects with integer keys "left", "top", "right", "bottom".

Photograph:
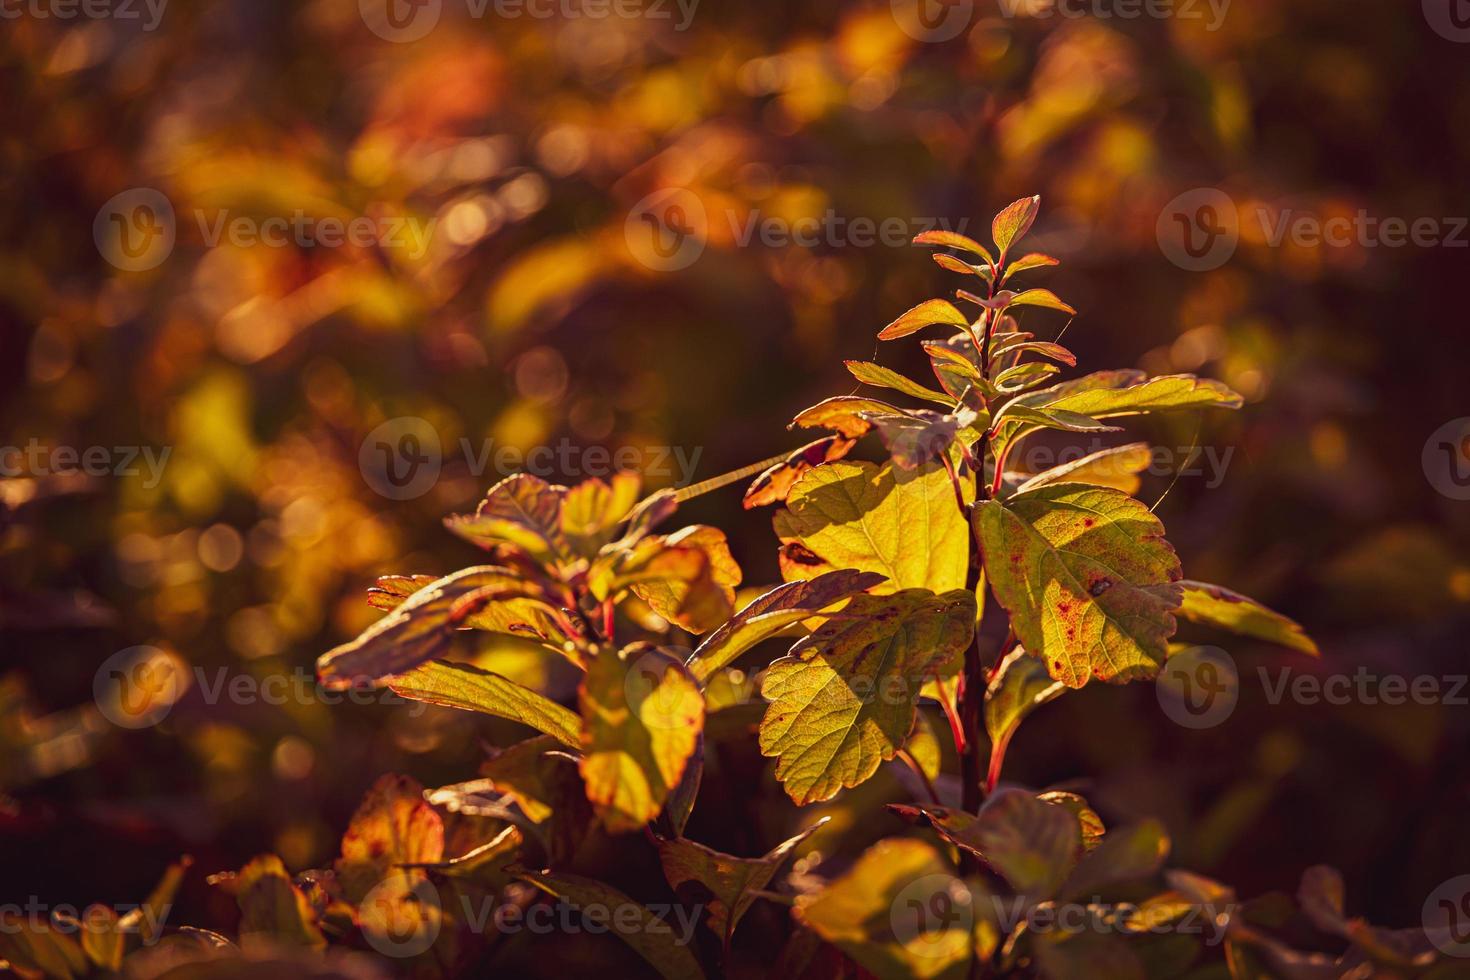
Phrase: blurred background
[{"left": 2, "top": 0, "right": 1469, "bottom": 959}]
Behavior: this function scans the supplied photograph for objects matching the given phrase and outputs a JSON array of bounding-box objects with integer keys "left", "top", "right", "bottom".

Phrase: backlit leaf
[
  {"left": 845, "top": 360, "right": 954, "bottom": 405},
  {"left": 878, "top": 299, "right": 971, "bottom": 341},
  {"left": 774, "top": 460, "right": 969, "bottom": 594},
  {"left": 743, "top": 435, "right": 857, "bottom": 509},
  {"left": 759, "top": 589, "right": 976, "bottom": 804},
  {"left": 1016, "top": 443, "right": 1154, "bottom": 495},
  {"left": 1002, "top": 252, "right": 1060, "bottom": 280},
  {"left": 1177, "top": 581, "right": 1319, "bottom": 656},
  {"left": 234, "top": 855, "right": 327, "bottom": 951},
  {"left": 561, "top": 471, "right": 643, "bottom": 557},
  {"left": 984, "top": 648, "right": 1065, "bottom": 757},
  {"left": 975, "top": 485, "right": 1183, "bottom": 688},
  {"left": 796, "top": 838, "right": 976, "bottom": 979},
  {"left": 686, "top": 569, "right": 887, "bottom": 683},
  {"left": 580, "top": 646, "right": 704, "bottom": 832},
  {"left": 443, "top": 473, "right": 569, "bottom": 565},
  {"left": 78, "top": 906, "right": 123, "bottom": 971},
  {"left": 989, "top": 339, "right": 1076, "bottom": 369},
  {"left": 932, "top": 252, "right": 992, "bottom": 279},
  {"left": 790, "top": 394, "right": 906, "bottom": 439},
  {"left": 657, "top": 818, "right": 828, "bottom": 949},
  {"left": 1004, "top": 288, "right": 1075, "bottom": 315},
  {"left": 913, "top": 229, "right": 997, "bottom": 266},
  {"left": 388, "top": 660, "right": 581, "bottom": 748},
  {"left": 317, "top": 567, "right": 561, "bottom": 687},
  {"left": 992, "top": 196, "right": 1041, "bottom": 255},
  {"left": 1018, "top": 371, "right": 1244, "bottom": 423},
  {"left": 513, "top": 869, "right": 707, "bottom": 980}
]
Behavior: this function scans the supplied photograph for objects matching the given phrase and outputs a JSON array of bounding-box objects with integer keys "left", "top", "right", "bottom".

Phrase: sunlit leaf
[
  {"left": 0, "top": 913, "right": 88, "bottom": 980},
  {"left": 591, "top": 526, "right": 739, "bottom": 634},
  {"left": 878, "top": 299, "right": 972, "bottom": 341},
  {"left": 795, "top": 837, "right": 977, "bottom": 979},
  {"left": 233, "top": 855, "right": 327, "bottom": 951},
  {"left": 580, "top": 646, "right": 704, "bottom": 832},
  {"left": 845, "top": 360, "right": 954, "bottom": 405},
  {"left": 994, "top": 361, "right": 1061, "bottom": 394},
  {"left": 657, "top": 818, "right": 828, "bottom": 950},
  {"left": 78, "top": 906, "right": 123, "bottom": 971},
  {"left": 992, "top": 401, "right": 1121, "bottom": 436},
  {"left": 913, "top": 229, "right": 997, "bottom": 266},
  {"left": 989, "top": 339, "right": 1076, "bottom": 369},
  {"left": 513, "top": 868, "right": 707, "bottom": 980},
  {"left": 1016, "top": 371, "right": 1244, "bottom": 425},
  {"left": 1002, "top": 252, "right": 1060, "bottom": 280},
  {"left": 1016, "top": 443, "right": 1154, "bottom": 495},
  {"left": 759, "top": 589, "right": 976, "bottom": 804},
  {"left": 871, "top": 407, "right": 980, "bottom": 470},
  {"left": 443, "top": 473, "right": 569, "bottom": 565},
  {"left": 774, "top": 460, "right": 969, "bottom": 594},
  {"left": 365, "top": 574, "right": 438, "bottom": 611},
  {"left": 992, "top": 196, "right": 1041, "bottom": 255},
  {"left": 743, "top": 435, "right": 857, "bottom": 509},
  {"left": 1004, "top": 288, "right": 1075, "bottom": 315},
  {"left": 388, "top": 660, "right": 581, "bottom": 748},
  {"left": 932, "top": 252, "right": 992, "bottom": 279},
  {"left": 1177, "top": 581, "right": 1319, "bottom": 656},
  {"left": 1039, "top": 791, "right": 1107, "bottom": 851},
  {"left": 975, "top": 485, "right": 1183, "bottom": 688},
  {"left": 790, "top": 394, "right": 906, "bottom": 439},
  {"left": 317, "top": 567, "right": 561, "bottom": 687},
  {"left": 561, "top": 471, "right": 643, "bottom": 557},
  {"left": 686, "top": 569, "right": 887, "bottom": 683}
]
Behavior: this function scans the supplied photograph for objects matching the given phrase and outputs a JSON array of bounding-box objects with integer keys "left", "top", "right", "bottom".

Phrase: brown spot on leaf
[{"left": 1088, "top": 577, "right": 1113, "bottom": 597}]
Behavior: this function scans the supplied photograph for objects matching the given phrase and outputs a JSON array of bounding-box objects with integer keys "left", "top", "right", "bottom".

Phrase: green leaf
[
  {"left": 989, "top": 339, "right": 1076, "bottom": 369},
  {"left": 233, "top": 854, "right": 327, "bottom": 951},
  {"left": 913, "top": 229, "right": 997, "bottom": 266},
  {"left": 994, "top": 361, "right": 1061, "bottom": 394},
  {"left": 1059, "top": 819, "right": 1169, "bottom": 902},
  {"left": 1177, "top": 581, "right": 1319, "bottom": 656},
  {"left": 317, "top": 567, "right": 561, "bottom": 687},
  {"left": 796, "top": 838, "right": 978, "bottom": 979},
  {"left": 759, "top": 589, "right": 976, "bottom": 804},
  {"left": 992, "top": 402, "right": 1122, "bottom": 435},
  {"left": 774, "top": 460, "right": 970, "bottom": 594},
  {"left": 845, "top": 360, "right": 954, "bottom": 405},
  {"left": 992, "top": 196, "right": 1041, "bottom": 255},
  {"left": 743, "top": 435, "right": 857, "bottom": 509},
  {"left": 790, "top": 394, "right": 907, "bottom": 439},
  {"left": 1016, "top": 443, "right": 1154, "bottom": 495},
  {"left": 686, "top": 569, "right": 887, "bottom": 683},
  {"left": 388, "top": 660, "right": 581, "bottom": 748},
  {"left": 1003, "top": 288, "right": 1075, "bottom": 315},
  {"left": 975, "top": 484, "right": 1183, "bottom": 688},
  {"left": 878, "top": 299, "right": 972, "bottom": 341},
  {"left": 900, "top": 790, "right": 1082, "bottom": 901},
  {"left": 513, "top": 868, "right": 708, "bottom": 980},
  {"left": 580, "top": 646, "right": 704, "bottom": 832},
  {"left": 657, "top": 818, "right": 828, "bottom": 950},
  {"left": 984, "top": 648, "right": 1065, "bottom": 759},
  {"left": 1020, "top": 370, "right": 1244, "bottom": 422}
]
